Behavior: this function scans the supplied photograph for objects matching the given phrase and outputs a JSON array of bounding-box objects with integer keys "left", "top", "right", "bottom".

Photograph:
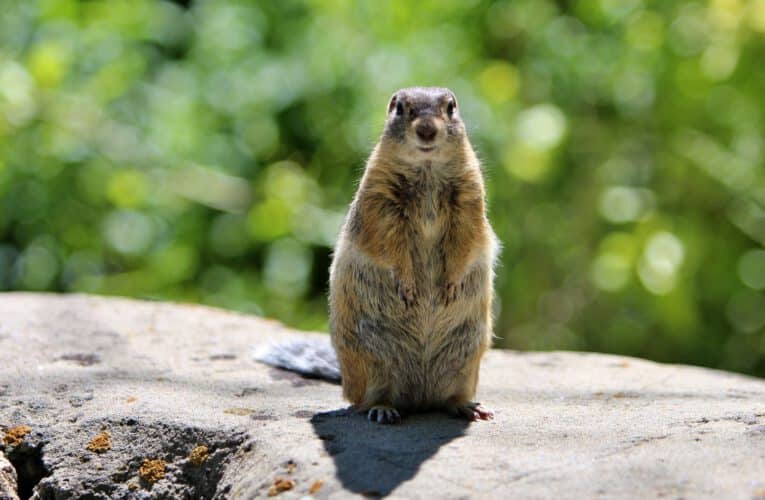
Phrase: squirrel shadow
[{"left": 310, "top": 408, "right": 470, "bottom": 497}]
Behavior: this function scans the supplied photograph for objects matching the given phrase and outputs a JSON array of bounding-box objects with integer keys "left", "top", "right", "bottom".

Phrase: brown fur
[{"left": 329, "top": 87, "right": 499, "bottom": 423}]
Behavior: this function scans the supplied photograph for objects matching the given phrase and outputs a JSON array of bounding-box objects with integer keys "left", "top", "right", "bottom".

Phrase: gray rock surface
[
  {"left": 0, "top": 451, "right": 19, "bottom": 500},
  {"left": 1, "top": 293, "right": 764, "bottom": 499}
]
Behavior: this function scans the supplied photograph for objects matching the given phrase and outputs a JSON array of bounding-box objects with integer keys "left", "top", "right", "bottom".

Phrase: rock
[
  {"left": 0, "top": 451, "right": 19, "bottom": 500},
  {"left": 0, "top": 293, "right": 764, "bottom": 499}
]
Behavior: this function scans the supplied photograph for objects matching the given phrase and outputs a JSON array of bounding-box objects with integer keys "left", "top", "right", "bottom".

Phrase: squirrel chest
[{"left": 398, "top": 163, "right": 450, "bottom": 245}]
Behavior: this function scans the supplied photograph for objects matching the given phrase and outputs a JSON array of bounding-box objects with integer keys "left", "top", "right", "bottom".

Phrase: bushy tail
[{"left": 252, "top": 337, "right": 341, "bottom": 382}]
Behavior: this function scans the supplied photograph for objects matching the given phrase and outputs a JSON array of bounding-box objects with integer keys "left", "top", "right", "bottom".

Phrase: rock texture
[
  {"left": 0, "top": 450, "right": 19, "bottom": 500},
  {"left": 1, "top": 293, "right": 764, "bottom": 499}
]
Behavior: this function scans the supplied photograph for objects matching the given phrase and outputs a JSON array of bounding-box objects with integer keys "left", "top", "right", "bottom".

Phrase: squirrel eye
[
  {"left": 446, "top": 100, "right": 456, "bottom": 117},
  {"left": 395, "top": 101, "right": 404, "bottom": 116}
]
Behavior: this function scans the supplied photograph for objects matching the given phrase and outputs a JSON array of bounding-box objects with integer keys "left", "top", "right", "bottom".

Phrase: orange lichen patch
[
  {"left": 223, "top": 408, "right": 255, "bottom": 416},
  {"left": 139, "top": 459, "right": 166, "bottom": 484},
  {"left": 309, "top": 480, "right": 324, "bottom": 494},
  {"left": 3, "top": 425, "right": 31, "bottom": 447},
  {"left": 86, "top": 431, "right": 111, "bottom": 453},
  {"left": 189, "top": 445, "right": 209, "bottom": 466},
  {"left": 126, "top": 397, "right": 138, "bottom": 404},
  {"left": 268, "top": 477, "right": 295, "bottom": 496}
]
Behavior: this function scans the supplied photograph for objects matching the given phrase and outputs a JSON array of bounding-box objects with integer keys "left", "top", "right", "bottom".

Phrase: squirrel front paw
[{"left": 393, "top": 271, "right": 417, "bottom": 308}]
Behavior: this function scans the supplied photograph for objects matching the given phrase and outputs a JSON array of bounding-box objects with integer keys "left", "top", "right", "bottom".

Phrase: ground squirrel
[
  {"left": 255, "top": 87, "right": 498, "bottom": 424},
  {"left": 328, "top": 87, "right": 499, "bottom": 424}
]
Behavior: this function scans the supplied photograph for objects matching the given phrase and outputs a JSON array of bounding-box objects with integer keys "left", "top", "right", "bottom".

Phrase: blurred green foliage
[{"left": 2, "top": 0, "right": 765, "bottom": 376}]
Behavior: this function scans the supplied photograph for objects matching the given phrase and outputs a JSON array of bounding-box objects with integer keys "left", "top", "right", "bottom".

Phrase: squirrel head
[{"left": 381, "top": 87, "right": 467, "bottom": 163}]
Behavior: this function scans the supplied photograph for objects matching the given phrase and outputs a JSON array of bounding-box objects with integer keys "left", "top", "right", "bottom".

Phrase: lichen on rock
[
  {"left": 268, "top": 477, "right": 295, "bottom": 496},
  {"left": 138, "top": 458, "right": 166, "bottom": 484},
  {"left": 2, "top": 425, "right": 31, "bottom": 448},
  {"left": 86, "top": 431, "right": 111, "bottom": 453},
  {"left": 189, "top": 445, "right": 209, "bottom": 466}
]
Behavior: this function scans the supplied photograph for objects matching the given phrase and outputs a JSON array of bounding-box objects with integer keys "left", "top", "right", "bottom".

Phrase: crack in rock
[
  {"left": 3, "top": 442, "right": 49, "bottom": 500},
  {"left": 28, "top": 420, "right": 247, "bottom": 499}
]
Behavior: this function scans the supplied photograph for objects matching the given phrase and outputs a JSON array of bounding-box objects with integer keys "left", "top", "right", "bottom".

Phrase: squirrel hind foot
[
  {"left": 447, "top": 402, "right": 494, "bottom": 422},
  {"left": 367, "top": 405, "right": 402, "bottom": 425}
]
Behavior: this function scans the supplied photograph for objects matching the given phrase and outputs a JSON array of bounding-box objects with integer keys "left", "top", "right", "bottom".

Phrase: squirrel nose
[{"left": 415, "top": 121, "right": 437, "bottom": 142}]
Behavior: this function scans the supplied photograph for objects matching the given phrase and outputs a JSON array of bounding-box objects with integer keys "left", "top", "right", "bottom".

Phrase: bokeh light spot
[
  {"left": 626, "top": 10, "right": 665, "bottom": 50},
  {"left": 638, "top": 232, "right": 685, "bottom": 295},
  {"left": 0, "top": 60, "right": 37, "bottom": 126},
  {"left": 592, "top": 253, "right": 631, "bottom": 292},
  {"left": 103, "top": 210, "right": 155, "bottom": 256},
  {"left": 107, "top": 170, "right": 149, "bottom": 208},
  {"left": 16, "top": 242, "right": 58, "bottom": 290},
  {"left": 667, "top": 4, "right": 709, "bottom": 56},
  {"left": 516, "top": 104, "right": 567, "bottom": 150},
  {"left": 599, "top": 186, "right": 654, "bottom": 223},
  {"left": 738, "top": 249, "right": 765, "bottom": 290},
  {"left": 264, "top": 239, "right": 312, "bottom": 299},
  {"left": 27, "top": 41, "right": 70, "bottom": 88},
  {"left": 477, "top": 61, "right": 519, "bottom": 104},
  {"left": 599, "top": 0, "right": 642, "bottom": 21},
  {"left": 700, "top": 43, "right": 738, "bottom": 81},
  {"left": 151, "top": 244, "right": 198, "bottom": 283},
  {"left": 247, "top": 198, "right": 291, "bottom": 242},
  {"left": 503, "top": 143, "right": 553, "bottom": 183},
  {"left": 747, "top": 0, "right": 765, "bottom": 32}
]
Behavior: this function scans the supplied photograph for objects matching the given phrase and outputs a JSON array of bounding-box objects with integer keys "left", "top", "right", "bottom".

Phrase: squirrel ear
[
  {"left": 387, "top": 94, "right": 398, "bottom": 114},
  {"left": 449, "top": 91, "right": 458, "bottom": 108}
]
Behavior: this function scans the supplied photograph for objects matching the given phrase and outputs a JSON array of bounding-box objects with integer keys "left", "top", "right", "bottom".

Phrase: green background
[{"left": 2, "top": 0, "right": 765, "bottom": 377}]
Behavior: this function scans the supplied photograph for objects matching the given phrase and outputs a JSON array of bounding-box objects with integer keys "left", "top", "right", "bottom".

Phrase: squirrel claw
[
  {"left": 368, "top": 406, "right": 402, "bottom": 424},
  {"left": 448, "top": 402, "right": 494, "bottom": 421}
]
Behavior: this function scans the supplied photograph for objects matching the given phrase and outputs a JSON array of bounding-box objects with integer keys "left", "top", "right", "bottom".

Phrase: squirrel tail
[{"left": 252, "top": 337, "right": 341, "bottom": 383}]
